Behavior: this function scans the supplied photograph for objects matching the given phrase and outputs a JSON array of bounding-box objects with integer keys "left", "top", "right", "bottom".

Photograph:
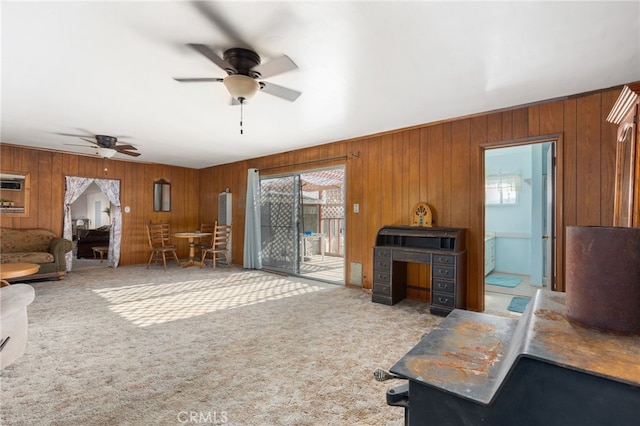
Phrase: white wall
[
  {"left": 485, "top": 146, "right": 532, "bottom": 275},
  {"left": 87, "top": 192, "right": 110, "bottom": 227},
  {"left": 70, "top": 183, "right": 110, "bottom": 229}
]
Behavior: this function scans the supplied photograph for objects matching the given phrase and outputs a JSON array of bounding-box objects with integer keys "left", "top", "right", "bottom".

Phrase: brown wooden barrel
[{"left": 566, "top": 226, "right": 640, "bottom": 335}]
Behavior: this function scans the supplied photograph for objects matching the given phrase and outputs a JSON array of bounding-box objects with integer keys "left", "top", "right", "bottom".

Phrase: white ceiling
[{"left": 2, "top": 1, "right": 639, "bottom": 169}]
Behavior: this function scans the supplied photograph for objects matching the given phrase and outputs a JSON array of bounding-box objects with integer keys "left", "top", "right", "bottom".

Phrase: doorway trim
[{"left": 479, "top": 134, "right": 564, "bottom": 310}]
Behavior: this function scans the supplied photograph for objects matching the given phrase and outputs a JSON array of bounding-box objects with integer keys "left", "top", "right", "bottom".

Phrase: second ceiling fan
[{"left": 61, "top": 134, "right": 140, "bottom": 158}]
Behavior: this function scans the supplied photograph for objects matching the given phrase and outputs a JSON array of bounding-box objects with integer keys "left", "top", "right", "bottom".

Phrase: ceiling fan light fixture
[
  {"left": 96, "top": 147, "right": 117, "bottom": 159},
  {"left": 223, "top": 74, "right": 259, "bottom": 102}
]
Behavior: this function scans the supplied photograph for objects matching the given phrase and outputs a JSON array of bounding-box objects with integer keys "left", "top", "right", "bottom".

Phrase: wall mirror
[
  {"left": 0, "top": 172, "right": 30, "bottom": 216},
  {"left": 153, "top": 179, "right": 171, "bottom": 212}
]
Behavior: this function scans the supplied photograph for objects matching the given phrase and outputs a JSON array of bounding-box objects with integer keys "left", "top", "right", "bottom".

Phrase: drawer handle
[
  {"left": 437, "top": 283, "right": 449, "bottom": 290},
  {"left": 438, "top": 297, "right": 449, "bottom": 304}
]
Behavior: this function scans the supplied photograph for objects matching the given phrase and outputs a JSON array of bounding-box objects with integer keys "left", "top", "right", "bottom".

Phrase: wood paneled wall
[
  {"left": 0, "top": 145, "right": 201, "bottom": 264},
  {"left": 198, "top": 87, "right": 621, "bottom": 312},
  {"left": 1, "top": 85, "right": 621, "bottom": 311}
]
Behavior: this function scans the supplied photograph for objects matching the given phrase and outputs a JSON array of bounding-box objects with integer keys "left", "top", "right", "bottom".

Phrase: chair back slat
[
  {"left": 145, "top": 221, "right": 180, "bottom": 270},
  {"left": 200, "top": 223, "right": 215, "bottom": 234},
  {"left": 212, "top": 223, "right": 231, "bottom": 248},
  {"left": 201, "top": 221, "right": 232, "bottom": 269},
  {"left": 147, "top": 222, "right": 171, "bottom": 248}
]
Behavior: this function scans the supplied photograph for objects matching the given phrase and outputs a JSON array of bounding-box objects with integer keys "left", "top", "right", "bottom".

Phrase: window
[{"left": 486, "top": 173, "right": 521, "bottom": 205}]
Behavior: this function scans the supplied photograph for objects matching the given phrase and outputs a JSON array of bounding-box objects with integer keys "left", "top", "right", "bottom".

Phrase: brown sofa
[{"left": 0, "top": 229, "right": 73, "bottom": 282}]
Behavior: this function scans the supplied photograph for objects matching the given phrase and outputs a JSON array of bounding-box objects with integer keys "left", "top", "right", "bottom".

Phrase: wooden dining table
[
  {"left": 0, "top": 263, "right": 40, "bottom": 287},
  {"left": 172, "top": 232, "right": 212, "bottom": 267}
]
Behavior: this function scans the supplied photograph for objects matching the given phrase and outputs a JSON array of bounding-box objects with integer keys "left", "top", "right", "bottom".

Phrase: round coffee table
[{"left": 0, "top": 263, "right": 40, "bottom": 287}]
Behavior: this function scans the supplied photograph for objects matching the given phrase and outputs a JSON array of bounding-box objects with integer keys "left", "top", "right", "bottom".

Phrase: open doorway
[
  {"left": 71, "top": 182, "right": 112, "bottom": 266},
  {"left": 63, "top": 176, "right": 122, "bottom": 271},
  {"left": 484, "top": 141, "right": 555, "bottom": 314},
  {"left": 259, "top": 167, "right": 345, "bottom": 284}
]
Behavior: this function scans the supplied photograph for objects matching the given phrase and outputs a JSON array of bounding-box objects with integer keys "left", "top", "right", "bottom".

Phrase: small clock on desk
[{"left": 410, "top": 202, "right": 433, "bottom": 227}]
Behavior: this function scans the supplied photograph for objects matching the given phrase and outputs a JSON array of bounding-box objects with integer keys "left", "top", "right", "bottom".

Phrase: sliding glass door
[
  {"left": 260, "top": 175, "right": 302, "bottom": 274},
  {"left": 260, "top": 167, "right": 345, "bottom": 283}
]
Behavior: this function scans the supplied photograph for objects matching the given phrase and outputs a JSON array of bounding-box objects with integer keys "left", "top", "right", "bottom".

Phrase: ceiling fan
[
  {"left": 61, "top": 134, "right": 141, "bottom": 158},
  {"left": 173, "top": 2, "right": 302, "bottom": 133},
  {"left": 174, "top": 44, "right": 301, "bottom": 104}
]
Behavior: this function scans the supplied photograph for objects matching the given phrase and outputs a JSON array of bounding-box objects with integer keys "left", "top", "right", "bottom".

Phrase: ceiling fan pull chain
[{"left": 240, "top": 99, "right": 244, "bottom": 135}]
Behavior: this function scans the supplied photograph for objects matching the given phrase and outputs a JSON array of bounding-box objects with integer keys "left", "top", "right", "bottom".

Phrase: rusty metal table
[{"left": 387, "top": 290, "right": 640, "bottom": 425}]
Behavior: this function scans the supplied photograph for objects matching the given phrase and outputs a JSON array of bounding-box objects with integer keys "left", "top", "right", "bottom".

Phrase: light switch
[{"left": 354, "top": 203, "right": 360, "bottom": 213}]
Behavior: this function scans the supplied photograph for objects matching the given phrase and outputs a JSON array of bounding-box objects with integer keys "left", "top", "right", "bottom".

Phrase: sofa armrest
[{"left": 49, "top": 238, "right": 73, "bottom": 270}]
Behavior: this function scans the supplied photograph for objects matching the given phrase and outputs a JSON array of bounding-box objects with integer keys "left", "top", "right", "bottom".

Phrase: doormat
[
  {"left": 507, "top": 296, "right": 531, "bottom": 313},
  {"left": 485, "top": 274, "right": 522, "bottom": 287}
]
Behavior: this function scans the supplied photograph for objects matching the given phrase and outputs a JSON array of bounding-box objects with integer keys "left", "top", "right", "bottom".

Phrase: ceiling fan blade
[
  {"left": 55, "top": 131, "right": 131, "bottom": 139},
  {"left": 187, "top": 44, "right": 233, "bottom": 73},
  {"left": 253, "top": 55, "right": 298, "bottom": 79},
  {"left": 64, "top": 143, "right": 97, "bottom": 148},
  {"left": 174, "top": 77, "right": 224, "bottom": 83},
  {"left": 115, "top": 144, "right": 137, "bottom": 151},
  {"left": 190, "top": 1, "right": 252, "bottom": 50},
  {"left": 260, "top": 82, "right": 302, "bottom": 102},
  {"left": 80, "top": 137, "right": 97, "bottom": 144},
  {"left": 55, "top": 132, "right": 89, "bottom": 138},
  {"left": 117, "top": 150, "right": 141, "bottom": 157}
]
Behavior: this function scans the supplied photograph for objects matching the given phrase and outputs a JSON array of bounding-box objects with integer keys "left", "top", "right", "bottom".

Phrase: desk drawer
[
  {"left": 431, "top": 292, "right": 455, "bottom": 308},
  {"left": 373, "top": 283, "right": 390, "bottom": 295},
  {"left": 433, "top": 254, "right": 455, "bottom": 265},
  {"left": 393, "top": 250, "right": 431, "bottom": 263},
  {"left": 372, "top": 270, "right": 391, "bottom": 283},
  {"left": 374, "top": 248, "right": 391, "bottom": 259},
  {"left": 433, "top": 265, "right": 455, "bottom": 279},
  {"left": 432, "top": 279, "right": 455, "bottom": 295},
  {"left": 373, "top": 257, "right": 391, "bottom": 270}
]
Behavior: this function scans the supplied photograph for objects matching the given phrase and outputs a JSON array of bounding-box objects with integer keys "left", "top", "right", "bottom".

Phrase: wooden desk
[
  {"left": 0, "top": 263, "right": 40, "bottom": 287},
  {"left": 372, "top": 226, "right": 466, "bottom": 316},
  {"left": 173, "top": 232, "right": 212, "bottom": 267}
]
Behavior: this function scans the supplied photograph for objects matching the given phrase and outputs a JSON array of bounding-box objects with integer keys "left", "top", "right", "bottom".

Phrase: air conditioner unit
[
  {"left": 218, "top": 192, "right": 232, "bottom": 263},
  {"left": 218, "top": 192, "right": 232, "bottom": 226},
  {"left": 0, "top": 180, "right": 22, "bottom": 191}
]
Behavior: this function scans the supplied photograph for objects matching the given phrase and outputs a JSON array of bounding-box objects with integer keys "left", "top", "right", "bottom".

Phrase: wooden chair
[
  {"left": 197, "top": 223, "right": 216, "bottom": 253},
  {"left": 145, "top": 221, "right": 180, "bottom": 270},
  {"left": 201, "top": 222, "right": 231, "bottom": 269}
]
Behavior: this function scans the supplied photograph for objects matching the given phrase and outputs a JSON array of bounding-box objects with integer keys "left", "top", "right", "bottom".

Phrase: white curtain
[
  {"left": 94, "top": 179, "right": 122, "bottom": 268},
  {"left": 64, "top": 177, "right": 94, "bottom": 271},
  {"left": 64, "top": 176, "right": 122, "bottom": 270},
  {"left": 243, "top": 168, "right": 262, "bottom": 269}
]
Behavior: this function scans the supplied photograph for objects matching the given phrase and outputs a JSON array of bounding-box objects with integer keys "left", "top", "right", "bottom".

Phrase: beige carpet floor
[{"left": 0, "top": 262, "right": 443, "bottom": 425}]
